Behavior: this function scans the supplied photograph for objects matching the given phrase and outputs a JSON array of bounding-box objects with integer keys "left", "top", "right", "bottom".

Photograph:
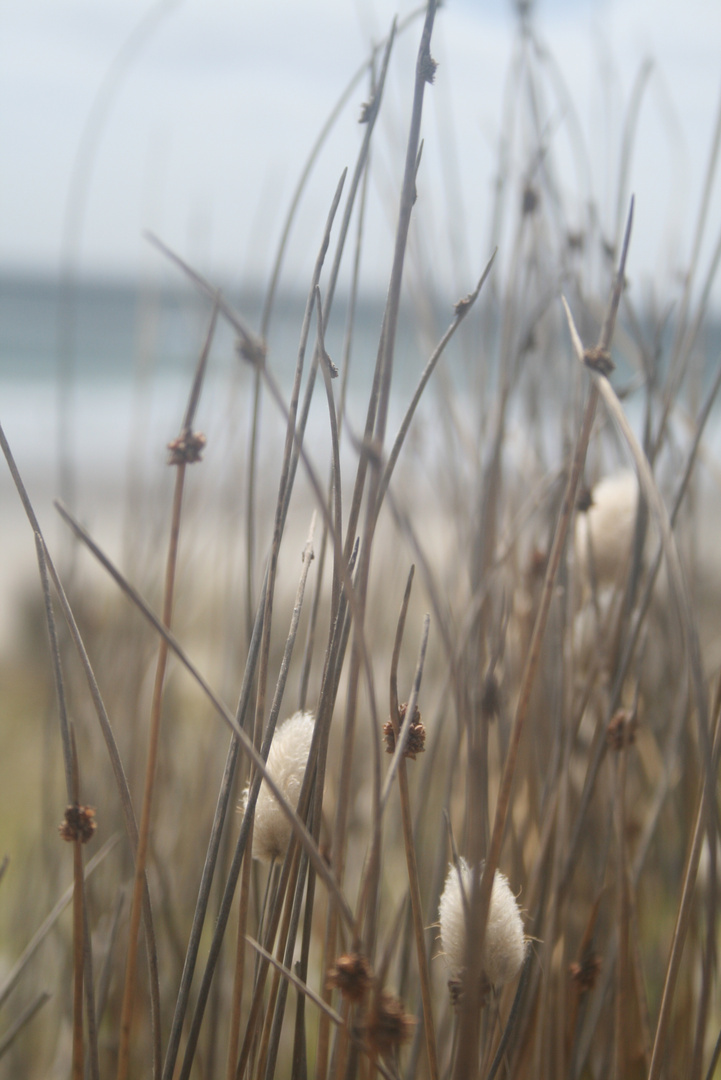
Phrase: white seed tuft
[
  {"left": 241, "top": 710, "right": 315, "bottom": 863},
  {"left": 574, "top": 469, "right": 640, "bottom": 590},
  {"left": 438, "top": 858, "right": 526, "bottom": 988}
]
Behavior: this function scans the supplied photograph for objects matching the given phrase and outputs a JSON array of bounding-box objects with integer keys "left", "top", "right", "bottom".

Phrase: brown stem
[
  {"left": 612, "top": 744, "right": 629, "bottom": 1080},
  {"left": 388, "top": 571, "right": 439, "bottom": 1080},
  {"left": 225, "top": 840, "right": 254, "bottom": 1080},
  {"left": 70, "top": 730, "right": 85, "bottom": 1080},
  {"left": 116, "top": 461, "right": 187, "bottom": 1080}
]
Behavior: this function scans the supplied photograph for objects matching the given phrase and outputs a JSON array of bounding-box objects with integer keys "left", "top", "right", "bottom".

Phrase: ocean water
[
  {"left": 2, "top": 269, "right": 516, "bottom": 533},
  {"left": 0, "top": 272, "right": 456, "bottom": 642},
  {"left": 2, "top": 272, "right": 721, "bottom": 662},
  {"left": 4, "top": 271, "right": 721, "bottom": 509}
]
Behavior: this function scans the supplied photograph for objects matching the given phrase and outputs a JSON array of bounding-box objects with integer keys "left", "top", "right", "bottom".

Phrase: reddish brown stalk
[
  {"left": 69, "top": 730, "right": 85, "bottom": 1080},
  {"left": 566, "top": 894, "right": 603, "bottom": 1059},
  {"left": 71, "top": 835, "right": 85, "bottom": 1079},
  {"left": 116, "top": 305, "right": 216, "bottom": 1080},
  {"left": 115, "top": 461, "right": 187, "bottom": 1080},
  {"left": 612, "top": 734, "right": 630, "bottom": 1080},
  {"left": 225, "top": 838, "right": 254, "bottom": 1080}
]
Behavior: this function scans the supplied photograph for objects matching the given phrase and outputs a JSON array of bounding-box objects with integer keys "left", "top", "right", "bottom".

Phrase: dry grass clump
[{"left": 1, "top": 2, "right": 721, "bottom": 1079}]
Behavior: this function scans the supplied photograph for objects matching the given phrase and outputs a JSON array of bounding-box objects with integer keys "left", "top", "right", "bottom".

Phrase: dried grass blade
[
  {"left": 54, "top": 503, "right": 354, "bottom": 927},
  {"left": 375, "top": 249, "right": 497, "bottom": 519},
  {"left": 117, "top": 266, "right": 217, "bottom": 1080},
  {"left": 30, "top": 532, "right": 163, "bottom": 1068},
  {"left": 144, "top": 230, "right": 264, "bottom": 360},
  {"left": 0, "top": 836, "right": 119, "bottom": 1010},
  {"left": 244, "top": 937, "right": 344, "bottom": 1028},
  {"left": 163, "top": 586, "right": 265, "bottom": 1080},
  {"left": 386, "top": 572, "right": 438, "bottom": 1080},
  {"left": 590, "top": 367, "right": 713, "bottom": 799},
  {"left": 34, "top": 537, "right": 99, "bottom": 1080},
  {"left": 0, "top": 991, "right": 52, "bottom": 1061},
  {"left": 69, "top": 732, "right": 85, "bottom": 1080}
]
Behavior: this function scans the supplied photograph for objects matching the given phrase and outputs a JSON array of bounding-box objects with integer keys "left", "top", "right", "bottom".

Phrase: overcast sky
[{"left": 2, "top": 0, "right": 721, "bottom": 304}]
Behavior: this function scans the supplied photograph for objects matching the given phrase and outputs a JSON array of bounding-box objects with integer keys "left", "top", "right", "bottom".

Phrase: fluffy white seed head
[
  {"left": 438, "top": 858, "right": 526, "bottom": 988},
  {"left": 241, "top": 710, "right": 315, "bottom": 863},
  {"left": 574, "top": 470, "right": 640, "bottom": 591}
]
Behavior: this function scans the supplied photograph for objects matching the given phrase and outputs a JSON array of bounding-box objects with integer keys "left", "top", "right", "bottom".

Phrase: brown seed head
[
  {"left": 454, "top": 292, "right": 473, "bottom": 317},
  {"left": 167, "top": 430, "right": 207, "bottom": 465},
  {"left": 236, "top": 336, "right": 268, "bottom": 368},
  {"left": 383, "top": 704, "right": 425, "bottom": 759},
  {"left": 59, "top": 804, "right": 96, "bottom": 844},
  {"left": 602, "top": 237, "right": 616, "bottom": 261},
  {"left": 576, "top": 485, "right": 594, "bottom": 513},
  {"left": 359, "top": 97, "right": 378, "bottom": 124},
  {"left": 447, "top": 971, "right": 491, "bottom": 1011},
  {"left": 529, "top": 546, "right": 547, "bottom": 580},
  {"left": 570, "top": 951, "right": 602, "bottom": 993},
  {"left": 448, "top": 976, "right": 463, "bottom": 1009},
  {"left": 583, "top": 345, "right": 615, "bottom": 377},
  {"left": 366, "top": 991, "right": 415, "bottom": 1057},
  {"left": 480, "top": 671, "right": 501, "bottom": 721},
  {"left": 521, "top": 327, "right": 537, "bottom": 354},
  {"left": 607, "top": 708, "right": 636, "bottom": 751},
  {"left": 420, "top": 52, "right": 438, "bottom": 84},
  {"left": 326, "top": 952, "right": 372, "bottom": 1003},
  {"left": 522, "top": 185, "right": 539, "bottom": 215}
]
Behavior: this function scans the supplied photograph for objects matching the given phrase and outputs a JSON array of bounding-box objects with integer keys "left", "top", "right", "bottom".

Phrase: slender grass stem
[
  {"left": 116, "top": 302, "right": 216, "bottom": 1080},
  {"left": 388, "top": 569, "right": 438, "bottom": 1080}
]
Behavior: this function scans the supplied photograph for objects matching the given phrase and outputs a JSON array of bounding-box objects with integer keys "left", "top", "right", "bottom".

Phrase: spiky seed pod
[
  {"left": 59, "top": 804, "right": 96, "bottom": 844},
  {"left": 326, "top": 952, "right": 372, "bottom": 1003},
  {"left": 366, "top": 991, "right": 415, "bottom": 1057},
  {"left": 570, "top": 952, "right": 602, "bottom": 993},
  {"left": 167, "top": 429, "right": 207, "bottom": 465},
  {"left": 480, "top": 671, "right": 501, "bottom": 721},
  {"left": 240, "top": 710, "right": 315, "bottom": 863},
  {"left": 606, "top": 708, "right": 636, "bottom": 750},
  {"left": 438, "top": 858, "right": 526, "bottom": 989},
  {"left": 383, "top": 703, "right": 425, "bottom": 759}
]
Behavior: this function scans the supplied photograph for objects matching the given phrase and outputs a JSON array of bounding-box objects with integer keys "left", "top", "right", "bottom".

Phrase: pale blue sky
[{"left": 1, "top": 0, "right": 720, "bottom": 304}]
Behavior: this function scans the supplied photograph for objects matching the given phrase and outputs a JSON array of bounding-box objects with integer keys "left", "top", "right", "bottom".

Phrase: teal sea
[
  {"left": 2, "top": 269, "right": 721, "bottom": 508},
  {"left": 2, "top": 270, "right": 721, "bottom": 659}
]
